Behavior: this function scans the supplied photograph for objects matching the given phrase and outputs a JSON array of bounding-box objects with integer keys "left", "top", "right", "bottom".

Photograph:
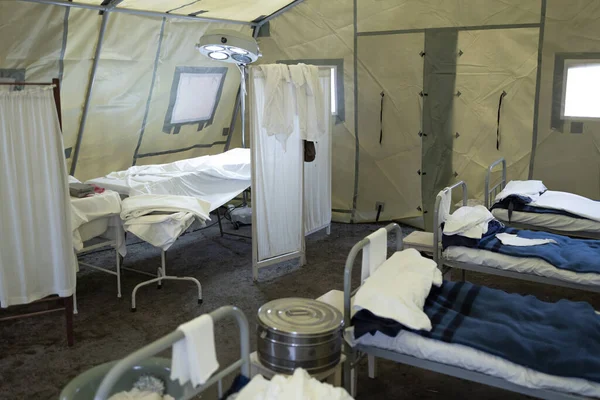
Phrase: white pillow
[
  {"left": 353, "top": 249, "right": 442, "bottom": 332},
  {"left": 443, "top": 205, "right": 495, "bottom": 238},
  {"left": 495, "top": 180, "right": 547, "bottom": 202}
]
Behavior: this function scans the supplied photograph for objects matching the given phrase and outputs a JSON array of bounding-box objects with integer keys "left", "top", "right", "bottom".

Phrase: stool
[
  {"left": 403, "top": 231, "right": 434, "bottom": 255},
  {"left": 250, "top": 352, "right": 345, "bottom": 387}
]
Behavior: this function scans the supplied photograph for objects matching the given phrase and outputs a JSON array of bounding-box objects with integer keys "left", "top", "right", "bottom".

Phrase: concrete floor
[{"left": 1, "top": 221, "right": 599, "bottom": 399}]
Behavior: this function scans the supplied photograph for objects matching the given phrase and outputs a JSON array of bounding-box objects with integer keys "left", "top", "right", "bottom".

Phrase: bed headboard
[
  {"left": 343, "top": 223, "right": 403, "bottom": 329},
  {"left": 485, "top": 158, "right": 507, "bottom": 209},
  {"left": 432, "top": 181, "right": 468, "bottom": 265}
]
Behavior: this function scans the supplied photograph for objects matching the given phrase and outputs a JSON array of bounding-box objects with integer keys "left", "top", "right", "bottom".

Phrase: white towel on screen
[
  {"left": 361, "top": 228, "right": 387, "bottom": 283},
  {"left": 170, "top": 314, "right": 219, "bottom": 387}
]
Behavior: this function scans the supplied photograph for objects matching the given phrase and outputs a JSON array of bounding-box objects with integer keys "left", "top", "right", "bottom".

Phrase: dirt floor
[{"left": 1, "top": 220, "right": 598, "bottom": 399}]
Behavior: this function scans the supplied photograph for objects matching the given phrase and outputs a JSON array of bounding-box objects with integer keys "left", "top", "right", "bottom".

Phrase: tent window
[
  {"left": 277, "top": 59, "right": 345, "bottom": 124},
  {"left": 561, "top": 60, "right": 600, "bottom": 120},
  {"left": 163, "top": 66, "right": 228, "bottom": 134},
  {"left": 0, "top": 69, "right": 25, "bottom": 91}
]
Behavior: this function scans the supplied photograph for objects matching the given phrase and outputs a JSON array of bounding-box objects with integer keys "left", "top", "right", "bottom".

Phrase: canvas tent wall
[{"left": 2, "top": 0, "right": 598, "bottom": 229}]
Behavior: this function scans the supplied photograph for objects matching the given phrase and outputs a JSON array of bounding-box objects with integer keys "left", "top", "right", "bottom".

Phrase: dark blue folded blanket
[
  {"left": 478, "top": 227, "right": 600, "bottom": 274},
  {"left": 352, "top": 281, "right": 600, "bottom": 383},
  {"left": 491, "top": 195, "right": 584, "bottom": 220}
]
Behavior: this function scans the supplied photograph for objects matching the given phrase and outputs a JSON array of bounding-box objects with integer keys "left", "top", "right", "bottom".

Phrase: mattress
[
  {"left": 351, "top": 328, "right": 600, "bottom": 398},
  {"left": 444, "top": 246, "right": 600, "bottom": 286},
  {"left": 86, "top": 148, "right": 251, "bottom": 211},
  {"left": 492, "top": 208, "right": 600, "bottom": 234}
]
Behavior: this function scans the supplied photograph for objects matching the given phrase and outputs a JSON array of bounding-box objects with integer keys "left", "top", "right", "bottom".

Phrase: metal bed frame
[
  {"left": 342, "top": 223, "right": 589, "bottom": 400},
  {"left": 436, "top": 181, "right": 600, "bottom": 294},
  {"left": 94, "top": 305, "right": 250, "bottom": 400},
  {"left": 485, "top": 158, "right": 600, "bottom": 240}
]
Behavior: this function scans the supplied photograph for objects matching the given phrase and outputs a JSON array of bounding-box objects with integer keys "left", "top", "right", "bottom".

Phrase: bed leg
[
  {"left": 461, "top": 269, "right": 466, "bottom": 282},
  {"left": 343, "top": 349, "right": 357, "bottom": 397},
  {"left": 158, "top": 251, "right": 166, "bottom": 289},
  {"left": 65, "top": 295, "right": 74, "bottom": 347},
  {"left": 326, "top": 224, "right": 331, "bottom": 235},
  {"left": 116, "top": 246, "right": 122, "bottom": 298},
  {"left": 367, "top": 354, "right": 377, "bottom": 379}
]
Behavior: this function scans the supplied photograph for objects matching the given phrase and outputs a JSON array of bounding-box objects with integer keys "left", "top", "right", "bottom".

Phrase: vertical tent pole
[{"left": 69, "top": 11, "right": 110, "bottom": 175}]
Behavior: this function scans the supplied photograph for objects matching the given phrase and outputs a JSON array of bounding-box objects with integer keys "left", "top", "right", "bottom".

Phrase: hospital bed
[
  {"left": 485, "top": 158, "right": 600, "bottom": 240},
  {"left": 341, "top": 223, "right": 600, "bottom": 399},
  {"left": 437, "top": 181, "right": 600, "bottom": 294}
]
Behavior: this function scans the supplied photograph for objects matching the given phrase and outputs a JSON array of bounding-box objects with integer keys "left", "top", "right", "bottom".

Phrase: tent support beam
[
  {"left": 18, "top": 0, "right": 257, "bottom": 26},
  {"left": 256, "top": 0, "right": 305, "bottom": 28},
  {"left": 358, "top": 22, "right": 542, "bottom": 37},
  {"left": 529, "top": 0, "right": 547, "bottom": 179},
  {"left": 70, "top": 10, "right": 110, "bottom": 175}
]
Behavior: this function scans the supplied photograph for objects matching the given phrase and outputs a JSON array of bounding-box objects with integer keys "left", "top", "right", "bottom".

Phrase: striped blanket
[{"left": 353, "top": 281, "right": 600, "bottom": 383}]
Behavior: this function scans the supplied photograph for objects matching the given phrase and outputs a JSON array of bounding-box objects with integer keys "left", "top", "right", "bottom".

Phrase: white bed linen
[
  {"left": 123, "top": 212, "right": 197, "bottom": 251},
  {"left": 444, "top": 246, "right": 600, "bottom": 286},
  {"left": 491, "top": 208, "right": 600, "bottom": 233},
  {"left": 87, "top": 149, "right": 251, "bottom": 211},
  {"left": 350, "top": 328, "right": 600, "bottom": 397},
  {"left": 71, "top": 190, "right": 126, "bottom": 255}
]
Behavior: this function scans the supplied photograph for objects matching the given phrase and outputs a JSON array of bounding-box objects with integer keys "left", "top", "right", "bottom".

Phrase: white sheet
[
  {"left": 71, "top": 190, "right": 126, "bottom": 256},
  {"left": 303, "top": 72, "right": 332, "bottom": 236},
  {"left": 236, "top": 368, "right": 353, "bottom": 400},
  {"left": 444, "top": 246, "right": 600, "bottom": 286},
  {"left": 354, "top": 249, "right": 442, "bottom": 331},
  {"left": 252, "top": 67, "right": 304, "bottom": 262},
  {"left": 0, "top": 87, "right": 76, "bottom": 307},
  {"left": 351, "top": 327, "right": 600, "bottom": 398},
  {"left": 123, "top": 212, "right": 196, "bottom": 251},
  {"left": 531, "top": 190, "right": 600, "bottom": 223},
  {"left": 120, "top": 195, "right": 210, "bottom": 222},
  {"left": 87, "top": 149, "right": 251, "bottom": 212},
  {"left": 491, "top": 208, "right": 600, "bottom": 234}
]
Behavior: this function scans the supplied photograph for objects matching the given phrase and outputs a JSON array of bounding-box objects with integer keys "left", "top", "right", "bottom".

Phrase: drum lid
[{"left": 257, "top": 298, "right": 343, "bottom": 337}]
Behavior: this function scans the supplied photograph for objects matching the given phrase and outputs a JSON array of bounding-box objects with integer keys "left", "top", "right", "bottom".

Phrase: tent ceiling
[{"left": 72, "top": 0, "right": 295, "bottom": 22}]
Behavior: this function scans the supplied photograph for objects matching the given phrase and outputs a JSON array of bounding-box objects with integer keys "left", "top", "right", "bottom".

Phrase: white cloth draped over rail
[
  {"left": 0, "top": 87, "right": 77, "bottom": 307},
  {"left": 259, "top": 63, "right": 326, "bottom": 149}
]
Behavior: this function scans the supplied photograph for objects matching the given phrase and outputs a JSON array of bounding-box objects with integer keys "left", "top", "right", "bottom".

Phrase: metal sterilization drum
[{"left": 257, "top": 298, "right": 344, "bottom": 374}]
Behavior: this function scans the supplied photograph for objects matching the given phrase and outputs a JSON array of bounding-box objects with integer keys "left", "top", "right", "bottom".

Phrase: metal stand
[
  {"left": 130, "top": 250, "right": 202, "bottom": 312},
  {"left": 78, "top": 239, "right": 122, "bottom": 298}
]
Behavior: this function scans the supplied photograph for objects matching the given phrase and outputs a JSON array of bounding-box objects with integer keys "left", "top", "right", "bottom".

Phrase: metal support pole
[
  {"left": 69, "top": 10, "right": 110, "bottom": 175},
  {"left": 240, "top": 64, "right": 248, "bottom": 206},
  {"left": 19, "top": 0, "right": 256, "bottom": 26}
]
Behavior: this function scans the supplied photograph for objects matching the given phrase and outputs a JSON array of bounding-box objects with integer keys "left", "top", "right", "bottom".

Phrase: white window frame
[
  {"left": 163, "top": 66, "right": 228, "bottom": 134},
  {"left": 560, "top": 59, "right": 600, "bottom": 122}
]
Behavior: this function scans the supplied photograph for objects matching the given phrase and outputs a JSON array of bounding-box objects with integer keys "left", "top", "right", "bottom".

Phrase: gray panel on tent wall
[
  {"left": 421, "top": 30, "right": 459, "bottom": 230},
  {"left": 0, "top": 69, "right": 26, "bottom": 90}
]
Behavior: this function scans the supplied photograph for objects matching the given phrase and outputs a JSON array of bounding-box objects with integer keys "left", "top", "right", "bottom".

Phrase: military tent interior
[{"left": 1, "top": 0, "right": 600, "bottom": 399}]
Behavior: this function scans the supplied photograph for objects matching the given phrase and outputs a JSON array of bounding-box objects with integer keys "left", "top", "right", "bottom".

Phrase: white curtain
[
  {"left": 252, "top": 71, "right": 304, "bottom": 261},
  {"left": 0, "top": 87, "right": 76, "bottom": 307},
  {"left": 252, "top": 66, "right": 332, "bottom": 263},
  {"left": 304, "top": 72, "right": 332, "bottom": 236}
]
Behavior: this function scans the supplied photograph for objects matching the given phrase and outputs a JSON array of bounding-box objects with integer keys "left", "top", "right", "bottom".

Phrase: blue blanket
[
  {"left": 478, "top": 227, "right": 600, "bottom": 274},
  {"left": 353, "top": 281, "right": 600, "bottom": 383},
  {"left": 491, "top": 195, "right": 583, "bottom": 219}
]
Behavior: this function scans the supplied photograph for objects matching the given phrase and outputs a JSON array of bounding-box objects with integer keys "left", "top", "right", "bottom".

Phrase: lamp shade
[{"left": 196, "top": 30, "right": 260, "bottom": 65}]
